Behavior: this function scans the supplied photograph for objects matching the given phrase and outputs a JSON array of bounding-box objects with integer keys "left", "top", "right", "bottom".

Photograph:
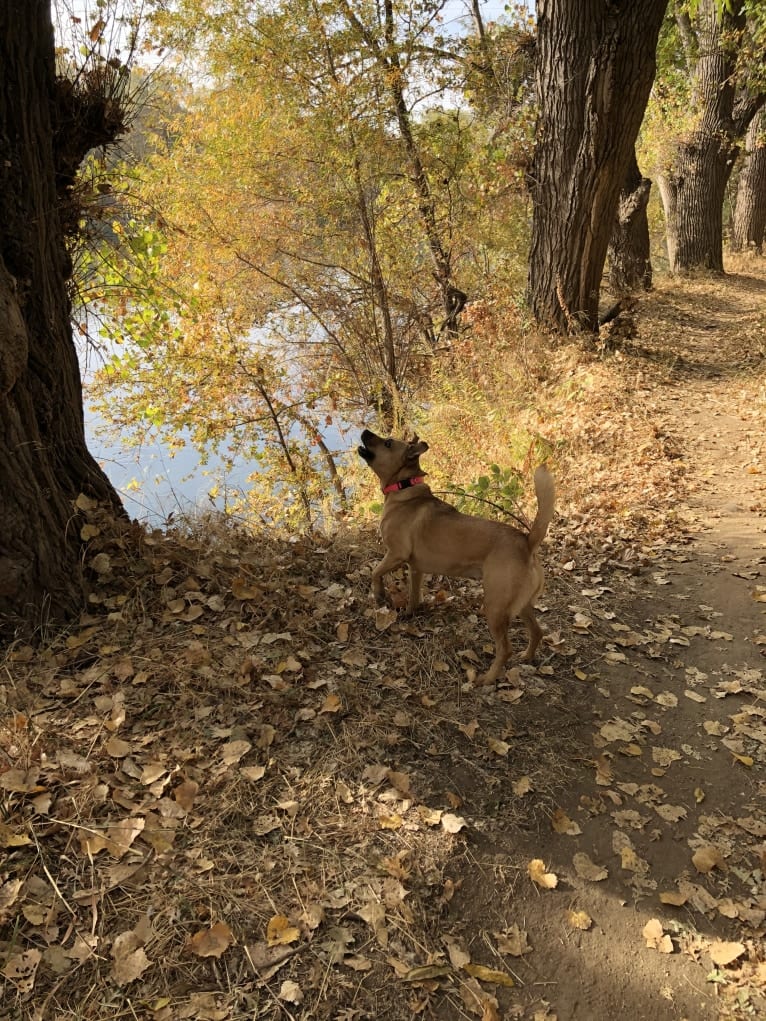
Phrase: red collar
[{"left": 382, "top": 475, "right": 426, "bottom": 494}]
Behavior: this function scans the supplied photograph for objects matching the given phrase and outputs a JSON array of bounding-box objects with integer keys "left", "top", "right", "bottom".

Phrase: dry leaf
[
  {"left": 552, "top": 808, "right": 582, "bottom": 835},
  {"left": 692, "top": 845, "right": 726, "bottom": 874},
  {"left": 320, "top": 693, "right": 342, "bottom": 714},
  {"left": 111, "top": 930, "right": 151, "bottom": 985},
  {"left": 566, "top": 909, "right": 592, "bottom": 931},
  {"left": 659, "top": 891, "right": 687, "bottom": 906},
  {"left": 188, "top": 921, "right": 234, "bottom": 958},
  {"left": 3, "top": 949, "right": 42, "bottom": 992},
  {"left": 494, "top": 924, "right": 533, "bottom": 957},
  {"left": 441, "top": 813, "right": 467, "bottom": 834},
  {"left": 643, "top": 919, "right": 673, "bottom": 953},
  {"left": 278, "top": 979, "right": 304, "bottom": 1004},
  {"left": 173, "top": 780, "right": 199, "bottom": 812},
  {"left": 709, "top": 940, "right": 746, "bottom": 967},
  {"left": 528, "top": 859, "right": 558, "bottom": 889},
  {"left": 487, "top": 737, "right": 510, "bottom": 757},
  {"left": 463, "top": 962, "right": 515, "bottom": 987},
  {"left": 266, "top": 915, "right": 300, "bottom": 947},
  {"left": 573, "top": 852, "right": 608, "bottom": 882}
]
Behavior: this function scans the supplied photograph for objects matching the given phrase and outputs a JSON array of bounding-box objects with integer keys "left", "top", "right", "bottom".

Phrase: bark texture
[
  {"left": 608, "top": 148, "right": 653, "bottom": 294},
  {"left": 731, "top": 107, "right": 766, "bottom": 255},
  {"left": 0, "top": 1, "right": 123, "bottom": 635},
  {"left": 527, "top": 0, "right": 667, "bottom": 333},
  {"left": 657, "top": 0, "right": 765, "bottom": 273}
]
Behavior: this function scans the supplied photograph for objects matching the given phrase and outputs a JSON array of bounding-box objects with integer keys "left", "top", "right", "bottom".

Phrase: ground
[{"left": 1, "top": 266, "right": 765, "bottom": 1020}]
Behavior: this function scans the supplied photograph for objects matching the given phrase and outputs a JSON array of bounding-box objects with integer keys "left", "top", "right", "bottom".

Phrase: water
[{"left": 84, "top": 407, "right": 256, "bottom": 524}]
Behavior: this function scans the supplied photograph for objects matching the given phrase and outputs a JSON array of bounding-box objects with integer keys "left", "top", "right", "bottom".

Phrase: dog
[{"left": 358, "top": 429, "right": 555, "bottom": 686}]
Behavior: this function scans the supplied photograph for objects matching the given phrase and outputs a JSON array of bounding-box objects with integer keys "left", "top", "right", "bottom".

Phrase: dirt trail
[{"left": 457, "top": 272, "right": 766, "bottom": 1021}]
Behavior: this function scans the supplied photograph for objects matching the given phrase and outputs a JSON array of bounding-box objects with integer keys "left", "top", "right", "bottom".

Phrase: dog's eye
[{"left": 384, "top": 439, "right": 392, "bottom": 448}]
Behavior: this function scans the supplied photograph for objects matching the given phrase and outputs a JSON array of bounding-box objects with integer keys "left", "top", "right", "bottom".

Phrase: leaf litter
[{"left": 1, "top": 269, "right": 766, "bottom": 1019}]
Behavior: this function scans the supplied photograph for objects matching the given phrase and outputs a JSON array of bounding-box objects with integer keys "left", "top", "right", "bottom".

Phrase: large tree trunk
[
  {"left": 731, "top": 107, "right": 766, "bottom": 255},
  {"left": 0, "top": 1, "right": 123, "bottom": 636},
  {"left": 657, "top": 0, "right": 764, "bottom": 273},
  {"left": 608, "top": 148, "right": 653, "bottom": 294},
  {"left": 527, "top": 0, "right": 667, "bottom": 333}
]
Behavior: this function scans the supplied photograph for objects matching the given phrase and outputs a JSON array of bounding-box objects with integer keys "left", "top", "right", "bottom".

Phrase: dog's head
[{"left": 358, "top": 429, "right": 429, "bottom": 487}]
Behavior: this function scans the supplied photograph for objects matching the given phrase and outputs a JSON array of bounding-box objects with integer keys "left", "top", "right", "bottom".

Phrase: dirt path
[{"left": 456, "top": 272, "right": 766, "bottom": 1020}]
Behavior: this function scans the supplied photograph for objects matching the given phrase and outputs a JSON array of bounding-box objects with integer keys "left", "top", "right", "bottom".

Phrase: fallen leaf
[
  {"left": 573, "top": 853, "right": 608, "bottom": 882},
  {"left": 278, "top": 979, "right": 304, "bottom": 1004},
  {"left": 566, "top": 909, "right": 592, "bottom": 931},
  {"left": 528, "top": 859, "right": 558, "bottom": 889},
  {"left": 441, "top": 813, "right": 467, "bottom": 834},
  {"left": 266, "top": 915, "right": 300, "bottom": 947},
  {"left": 659, "top": 891, "right": 688, "bottom": 906},
  {"left": 463, "top": 962, "right": 515, "bottom": 987},
  {"left": 320, "top": 693, "right": 342, "bottom": 714},
  {"left": 692, "top": 846, "right": 726, "bottom": 874},
  {"left": 487, "top": 737, "right": 510, "bottom": 757},
  {"left": 552, "top": 808, "right": 582, "bottom": 836},
  {"left": 111, "top": 930, "right": 151, "bottom": 985},
  {"left": 3, "top": 949, "right": 42, "bottom": 993},
  {"left": 188, "top": 921, "right": 234, "bottom": 958},
  {"left": 643, "top": 919, "right": 673, "bottom": 953},
  {"left": 709, "top": 941, "right": 746, "bottom": 967},
  {"left": 494, "top": 924, "right": 533, "bottom": 957}
]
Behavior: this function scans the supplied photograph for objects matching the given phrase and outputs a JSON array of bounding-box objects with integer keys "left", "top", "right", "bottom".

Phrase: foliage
[{"left": 79, "top": 0, "right": 534, "bottom": 530}]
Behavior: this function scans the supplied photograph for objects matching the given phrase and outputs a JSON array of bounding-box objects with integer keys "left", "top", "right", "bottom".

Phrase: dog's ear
[{"left": 407, "top": 437, "right": 429, "bottom": 459}]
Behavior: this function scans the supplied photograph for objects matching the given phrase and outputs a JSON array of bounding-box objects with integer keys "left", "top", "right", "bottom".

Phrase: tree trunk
[
  {"left": 657, "top": 0, "right": 764, "bottom": 273},
  {"left": 731, "top": 107, "right": 766, "bottom": 254},
  {"left": 608, "top": 148, "right": 653, "bottom": 293},
  {"left": 527, "top": 0, "right": 667, "bottom": 333},
  {"left": 0, "top": 1, "right": 123, "bottom": 636}
]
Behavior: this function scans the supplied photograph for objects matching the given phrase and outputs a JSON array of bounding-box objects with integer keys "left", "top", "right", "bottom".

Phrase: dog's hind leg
[
  {"left": 406, "top": 567, "right": 423, "bottom": 615},
  {"left": 518, "top": 604, "right": 543, "bottom": 662},
  {"left": 481, "top": 604, "right": 511, "bottom": 686}
]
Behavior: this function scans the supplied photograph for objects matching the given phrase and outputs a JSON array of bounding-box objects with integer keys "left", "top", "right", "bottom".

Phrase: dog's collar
[{"left": 382, "top": 476, "right": 426, "bottom": 494}]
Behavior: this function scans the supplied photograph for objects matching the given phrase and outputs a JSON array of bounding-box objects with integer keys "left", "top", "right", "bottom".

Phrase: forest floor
[{"left": 1, "top": 263, "right": 765, "bottom": 1021}]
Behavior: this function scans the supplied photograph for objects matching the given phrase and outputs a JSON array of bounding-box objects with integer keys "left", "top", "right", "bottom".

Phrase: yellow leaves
[
  {"left": 266, "top": 915, "right": 300, "bottom": 947},
  {"left": 486, "top": 736, "right": 510, "bottom": 757},
  {"left": 527, "top": 859, "right": 558, "bottom": 889},
  {"left": 566, "top": 909, "right": 592, "bottom": 931},
  {"left": 463, "top": 963, "right": 515, "bottom": 987}
]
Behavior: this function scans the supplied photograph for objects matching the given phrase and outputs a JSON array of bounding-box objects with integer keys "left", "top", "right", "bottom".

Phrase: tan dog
[{"left": 358, "top": 429, "right": 555, "bottom": 685}]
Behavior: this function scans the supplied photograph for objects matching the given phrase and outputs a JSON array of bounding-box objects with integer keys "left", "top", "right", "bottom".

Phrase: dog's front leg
[
  {"left": 371, "top": 550, "right": 404, "bottom": 606},
  {"left": 405, "top": 567, "right": 423, "bottom": 616}
]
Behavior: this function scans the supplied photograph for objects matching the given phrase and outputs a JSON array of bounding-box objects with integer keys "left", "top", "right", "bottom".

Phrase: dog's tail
[{"left": 527, "top": 464, "right": 555, "bottom": 553}]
